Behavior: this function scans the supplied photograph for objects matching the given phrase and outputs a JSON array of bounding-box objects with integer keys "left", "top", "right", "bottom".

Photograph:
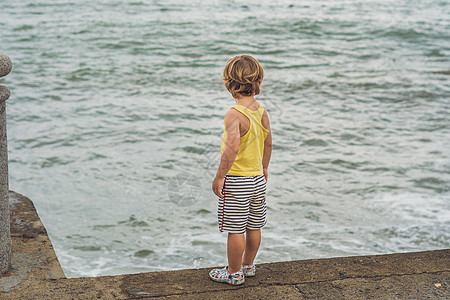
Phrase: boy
[{"left": 209, "top": 55, "right": 272, "bottom": 285}]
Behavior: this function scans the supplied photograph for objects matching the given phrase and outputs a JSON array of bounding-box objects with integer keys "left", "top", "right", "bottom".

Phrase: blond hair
[{"left": 223, "top": 55, "right": 264, "bottom": 98}]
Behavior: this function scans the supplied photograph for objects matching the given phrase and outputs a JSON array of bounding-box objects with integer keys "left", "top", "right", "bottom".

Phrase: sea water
[{"left": 1, "top": 0, "right": 449, "bottom": 277}]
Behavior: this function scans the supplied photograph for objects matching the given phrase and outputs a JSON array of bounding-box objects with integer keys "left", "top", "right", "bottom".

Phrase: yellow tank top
[{"left": 221, "top": 104, "right": 269, "bottom": 176}]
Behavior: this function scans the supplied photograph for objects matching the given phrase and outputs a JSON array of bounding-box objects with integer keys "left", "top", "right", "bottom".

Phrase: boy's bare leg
[
  {"left": 242, "top": 229, "right": 261, "bottom": 265},
  {"left": 227, "top": 233, "right": 245, "bottom": 274}
]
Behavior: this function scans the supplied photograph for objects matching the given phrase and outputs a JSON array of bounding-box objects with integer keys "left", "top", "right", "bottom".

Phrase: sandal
[
  {"left": 209, "top": 267, "right": 245, "bottom": 285},
  {"left": 242, "top": 265, "right": 256, "bottom": 277}
]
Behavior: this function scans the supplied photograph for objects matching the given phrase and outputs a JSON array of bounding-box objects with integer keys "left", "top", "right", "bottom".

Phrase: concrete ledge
[
  {"left": 1, "top": 191, "right": 449, "bottom": 299},
  {"left": 0, "top": 191, "right": 65, "bottom": 293}
]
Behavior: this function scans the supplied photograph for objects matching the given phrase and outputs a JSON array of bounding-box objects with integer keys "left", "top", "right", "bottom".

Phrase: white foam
[{"left": 365, "top": 191, "right": 450, "bottom": 224}]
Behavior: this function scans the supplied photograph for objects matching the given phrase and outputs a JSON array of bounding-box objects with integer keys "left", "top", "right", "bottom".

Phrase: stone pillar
[{"left": 0, "top": 53, "right": 12, "bottom": 275}]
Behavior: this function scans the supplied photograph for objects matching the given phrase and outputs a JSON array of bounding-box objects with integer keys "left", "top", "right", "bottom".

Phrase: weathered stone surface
[
  {"left": 0, "top": 102, "right": 10, "bottom": 275},
  {"left": 0, "top": 53, "right": 11, "bottom": 275},
  {"left": 295, "top": 271, "right": 450, "bottom": 300},
  {"left": 0, "top": 86, "right": 10, "bottom": 104},
  {"left": 0, "top": 54, "right": 12, "bottom": 78},
  {"left": 1, "top": 191, "right": 449, "bottom": 299},
  {"left": 0, "top": 192, "right": 64, "bottom": 290}
]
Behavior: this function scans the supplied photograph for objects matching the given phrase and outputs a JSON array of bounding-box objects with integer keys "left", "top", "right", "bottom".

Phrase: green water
[{"left": 1, "top": 0, "right": 449, "bottom": 277}]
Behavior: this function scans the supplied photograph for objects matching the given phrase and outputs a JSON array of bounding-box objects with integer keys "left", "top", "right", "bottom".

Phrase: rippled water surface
[{"left": 1, "top": 0, "right": 449, "bottom": 277}]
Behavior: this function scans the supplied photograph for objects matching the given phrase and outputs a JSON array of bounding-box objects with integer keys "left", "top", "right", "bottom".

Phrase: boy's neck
[{"left": 235, "top": 95, "right": 256, "bottom": 106}]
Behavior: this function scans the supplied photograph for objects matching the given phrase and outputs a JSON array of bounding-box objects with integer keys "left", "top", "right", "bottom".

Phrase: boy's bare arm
[
  {"left": 212, "top": 109, "right": 241, "bottom": 197},
  {"left": 261, "top": 109, "right": 272, "bottom": 181}
]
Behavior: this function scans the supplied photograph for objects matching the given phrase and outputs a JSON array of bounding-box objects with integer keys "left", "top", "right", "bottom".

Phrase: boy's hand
[
  {"left": 212, "top": 176, "right": 225, "bottom": 198},
  {"left": 263, "top": 168, "right": 268, "bottom": 182}
]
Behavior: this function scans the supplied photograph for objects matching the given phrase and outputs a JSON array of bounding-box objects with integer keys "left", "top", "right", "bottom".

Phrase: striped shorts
[{"left": 218, "top": 174, "right": 267, "bottom": 234}]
